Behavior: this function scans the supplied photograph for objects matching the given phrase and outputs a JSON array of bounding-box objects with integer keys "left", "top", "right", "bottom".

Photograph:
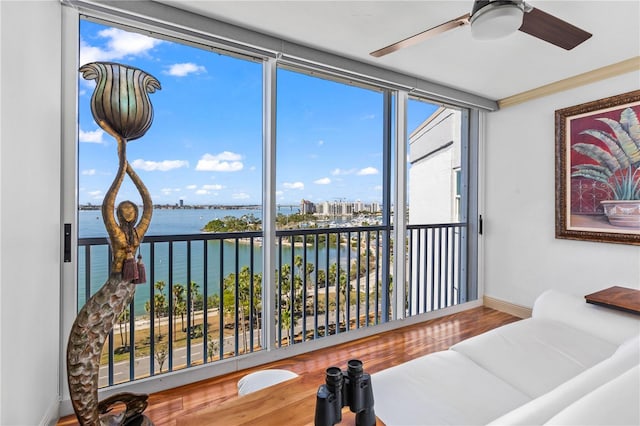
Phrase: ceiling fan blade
[
  {"left": 518, "top": 7, "right": 592, "bottom": 50},
  {"left": 370, "top": 13, "right": 470, "bottom": 58}
]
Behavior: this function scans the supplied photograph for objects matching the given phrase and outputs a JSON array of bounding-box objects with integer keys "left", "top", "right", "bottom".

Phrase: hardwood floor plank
[{"left": 57, "top": 306, "right": 519, "bottom": 426}]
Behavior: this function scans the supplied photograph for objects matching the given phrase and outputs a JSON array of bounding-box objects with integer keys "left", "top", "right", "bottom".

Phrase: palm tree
[
  {"left": 117, "top": 308, "right": 130, "bottom": 349},
  {"left": 223, "top": 266, "right": 263, "bottom": 352},
  {"left": 328, "top": 262, "right": 337, "bottom": 283},
  {"left": 189, "top": 282, "right": 200, "bottom": 333},
  {"left": 294, "top": 255, "right": 303, "bottom": 273},
  {"left": 173, "top": 283, "right": 186, "bottom": 340},
  {"left": 317, "top": 269, "right": 327, "bottom": 289},
  {"left": 277, "top": 264, "right": 293, "bottom": 345},
  {"left": 305, "top": 262, "right": 315, "bottom": 290},
  {"left": 145, "top": 280, "right": 167, "bottom": 340},
  {"left": 207, "top": 335, "right": 219, "bottom": 362},
  {"left": 251, "top": 272, "right": 263, "bottom": 348},
  {"left": 154, "top": 342, "right": 168, "bottom": 373}
]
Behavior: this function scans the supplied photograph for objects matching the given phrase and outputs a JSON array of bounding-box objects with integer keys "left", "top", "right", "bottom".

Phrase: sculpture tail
[{"left": 66, "top": 277, "right": 137, "bottom": 425}]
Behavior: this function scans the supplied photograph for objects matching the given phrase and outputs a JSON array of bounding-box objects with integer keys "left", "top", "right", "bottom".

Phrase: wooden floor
[{"left": 58, "top": 307, "right": 519, "bottom": 426}]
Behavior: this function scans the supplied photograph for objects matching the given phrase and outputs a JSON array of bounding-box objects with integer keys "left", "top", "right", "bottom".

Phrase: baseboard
[
  {"left": 40, "top": 398, "right": 60, "bottom": 426},
  {"left": 483, "top": 295, "right": 532, "bottom": 319}
]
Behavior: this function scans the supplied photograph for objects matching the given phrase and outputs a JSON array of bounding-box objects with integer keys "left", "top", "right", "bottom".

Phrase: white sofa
[{"left": 372, "top": 290, "right": 640, "bottom": 425}]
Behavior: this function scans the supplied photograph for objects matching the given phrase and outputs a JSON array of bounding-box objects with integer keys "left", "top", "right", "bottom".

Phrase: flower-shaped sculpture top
[{"left": 80, "top": 62, "right": 161, "bottom": 141}]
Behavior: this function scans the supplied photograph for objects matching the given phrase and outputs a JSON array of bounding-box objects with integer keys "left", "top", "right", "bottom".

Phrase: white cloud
[
  {"left": 357, "top": 167, "right": 379, "bottom": 176},
  {"left": 80, "top": 28, "right": 163, "bottom": 65},
  {"left": 314, "top": 177, "right": 331, "bottom": 185},
  {"left": 232, "top": 193, "right": 251, "bottom": 200},
  {"left": 131, "top": 159, "right": 189, "bottom": 172},
  {"left": 88, "top": 190, "right": 102, "bottom": 199},
  {"left": 79, "top": 41, "right": 106, "bottom": 66},
  {"left": 193, "top": 184, "right": 224, "bottom": 195},
  {"left": 216, "top": 151, "right": 242, "bottom": 161},
  {"left": 283, "top": 182, "right": 304, "bottom": 190},
  {"left": 161, "top": 188, "right": 181, "bottom": 195},
  {"left": 331, "top": 168, "right": 356, "bottom": 176},
  {"left": 166, "top": 62, "right": 206, "bottom": 77},
  {"left": 317, "top": 140, "right": 325, "bottom": 146},
  {"left": 275, "top": 190, "right": 284, "bottom": 197},
  {"left": 202, "top": 184, "right": 224, "bottom": 190},
  {"left": 102, "top": 28, "right": 159, "bottom": 56},
  {"left": 79, "top": 128, "right": 105, "bottom": 144},
  {"left": 361, "top": 114, "right": 376, "bottom": 120},
  {"left": 186, "top": 184, "right": 198, "bottom": 190},
  {"left": 82, "top": 169, "right": 96, "bottom": 176},
  {"left": 196, "top": 152, "right": 244, "bottom": 172}
]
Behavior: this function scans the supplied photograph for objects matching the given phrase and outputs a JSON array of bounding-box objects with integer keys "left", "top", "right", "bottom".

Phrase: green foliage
[
  {"left": 572, "top": 107, "right": 640, "bottom": 200},
  {"left": 202, "top": 214, "right": 261, "bottom": 232},
  {"left": 207, "top": 335, "right": 219, "bottom": 362},
  {"left": 145, "top": 281, "right": 168, "bottom": 339},
  {"left": 117, "top": 308, "right": 130, "bottom": 348},
  {"left": 276, "top": 212, "right": 316, "bottom": 229},
  {"left": 223, "top": 266, "right": 262, "bottom": 352},
  {"left": 154, "top": 341, "right": 168, "bottom": 373}
]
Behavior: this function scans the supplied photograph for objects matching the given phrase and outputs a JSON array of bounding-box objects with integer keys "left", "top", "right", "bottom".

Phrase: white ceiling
[{"left": 156, "top": 1, "right": 640, "bottom": 101}]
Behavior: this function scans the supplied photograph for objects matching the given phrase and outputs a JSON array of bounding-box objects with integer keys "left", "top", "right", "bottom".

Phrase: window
[
  {"left": 65, "top": 12, "right": 480, "bottom": 391},
  {"left": 76, "top": 19, "right": 263, "bottom": 385},
  {"left": 405, "top": 98, "right": 469, "bottom": 314},
  {"left": 274, "top": 67, "right": 387, "bottom": 342}
]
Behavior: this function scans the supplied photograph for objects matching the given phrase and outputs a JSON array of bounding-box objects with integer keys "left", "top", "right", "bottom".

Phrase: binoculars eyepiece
[{"left": 314, "top": 359, "right": 375, "bottom": 426}]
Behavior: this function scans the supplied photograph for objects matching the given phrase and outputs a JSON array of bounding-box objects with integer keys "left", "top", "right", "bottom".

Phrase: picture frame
[{"left": 555, "top": 90, "right": 640, "bottom": 245}]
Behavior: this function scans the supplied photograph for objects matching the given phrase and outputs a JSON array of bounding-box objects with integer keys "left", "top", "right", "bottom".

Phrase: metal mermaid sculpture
[{"left": 67, "top": 62, "right": 161, "bottom": 426}]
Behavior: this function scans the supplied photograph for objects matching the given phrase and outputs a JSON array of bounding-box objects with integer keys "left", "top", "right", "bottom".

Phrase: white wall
[
  {"left": 410, "top": 147, "right": 455, "bottom": 223},
  {"left": 484, "top": 72, "right": 640, "bottom": 308},
  {"left": 409, "top": 108, "right": 461, "bottom": 224},
  {"left": 0, "top": 1, "right": 62, "bottom": 424}
]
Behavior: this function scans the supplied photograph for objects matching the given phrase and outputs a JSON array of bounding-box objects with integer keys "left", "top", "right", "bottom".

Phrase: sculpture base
[
  {"left": 101, "top": 413, "right": 154, "bottom": 426},
  {"left": 124, "top": 414, "right": 154, "bottom": 426}
]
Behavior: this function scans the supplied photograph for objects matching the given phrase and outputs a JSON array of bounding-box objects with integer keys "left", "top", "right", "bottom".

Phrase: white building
[
  {"left": 409, "top": 106, "right": 462, "bottom": 225},
  {"left": 407, "top": 106, "right": 462, "bottom": 314}
]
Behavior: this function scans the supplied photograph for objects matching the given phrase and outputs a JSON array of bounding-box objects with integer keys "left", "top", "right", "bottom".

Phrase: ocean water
[
  {"left": 78, "top": 207, "right": 296, "bottom": 238},
  {"left": 77, "top": 207, "right": 354, "bottom": 316}
]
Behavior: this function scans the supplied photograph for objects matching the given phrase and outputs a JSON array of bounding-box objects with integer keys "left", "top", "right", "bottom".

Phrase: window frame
[{"left": 61, "top": 3, "right": 484, "bottom": 403}]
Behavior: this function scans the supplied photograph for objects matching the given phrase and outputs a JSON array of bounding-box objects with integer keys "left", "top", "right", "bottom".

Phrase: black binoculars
[{"left": 314, "top": 359, "right": 375, "bottom": 426}]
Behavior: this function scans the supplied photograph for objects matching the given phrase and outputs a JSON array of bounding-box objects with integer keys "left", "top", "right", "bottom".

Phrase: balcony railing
[
  {"left": 406, "top": 223, "right": 466, "bottom": 316},
  {"left": 77, "top": 222, "right": 466, "bottom": 388}
]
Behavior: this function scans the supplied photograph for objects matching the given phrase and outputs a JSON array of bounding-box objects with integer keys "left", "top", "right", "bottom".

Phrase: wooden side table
[{"left": 585, "top": 286, "right": 640, "bottom": 315}]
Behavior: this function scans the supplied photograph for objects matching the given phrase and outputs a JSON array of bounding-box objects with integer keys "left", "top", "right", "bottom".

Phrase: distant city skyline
[
  {"left": 79, "top": 197, "right": 382, "bottom": 210},
  {"left": 78, "top": 20, "right": 438, "bottom": 206}
]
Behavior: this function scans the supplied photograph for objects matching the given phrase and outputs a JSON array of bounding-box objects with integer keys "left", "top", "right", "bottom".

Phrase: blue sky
[{"left": 78, "top": 20, "right": 437, "bottom": 206}]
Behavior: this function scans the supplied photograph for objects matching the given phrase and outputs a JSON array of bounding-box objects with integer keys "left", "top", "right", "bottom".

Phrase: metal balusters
[{"left": 78, "top": 223, "right": 465, "bottom": 388}]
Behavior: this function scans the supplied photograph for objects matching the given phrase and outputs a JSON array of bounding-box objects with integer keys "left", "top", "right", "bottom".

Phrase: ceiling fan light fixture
[{"left": 470, "top": 3, "right": 524, "bottom": 40}]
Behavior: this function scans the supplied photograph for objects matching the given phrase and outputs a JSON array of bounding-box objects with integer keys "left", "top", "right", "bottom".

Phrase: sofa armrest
[{"left": 532, "top": 290, "right": 640, "bottom": 345}]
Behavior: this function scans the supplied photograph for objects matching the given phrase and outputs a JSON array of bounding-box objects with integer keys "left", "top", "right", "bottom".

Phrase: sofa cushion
[
  {"left": 487, "top": 335, "right": 640, "bottom": 425},
  {"left": 450, "top": 318, "right": 617, "bottom": 398},
  {"left": 544, "top": 365, "right": 640, "bottom": 425},
  {"left": 372, "top": 350, "right": 530, "bottom": 426},
  {"left": 532, "top": 289, "right": 640, "bottom": 345}
]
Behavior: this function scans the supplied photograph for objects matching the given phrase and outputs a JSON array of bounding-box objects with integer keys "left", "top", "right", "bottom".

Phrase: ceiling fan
[{"left": 370, "top": 0, "right": 592, "bottom": 57}]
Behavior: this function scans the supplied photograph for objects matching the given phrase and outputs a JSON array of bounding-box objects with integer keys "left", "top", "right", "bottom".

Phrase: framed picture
[{"left": 556, "top": 90, "right": 640, "bottom": 245}]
